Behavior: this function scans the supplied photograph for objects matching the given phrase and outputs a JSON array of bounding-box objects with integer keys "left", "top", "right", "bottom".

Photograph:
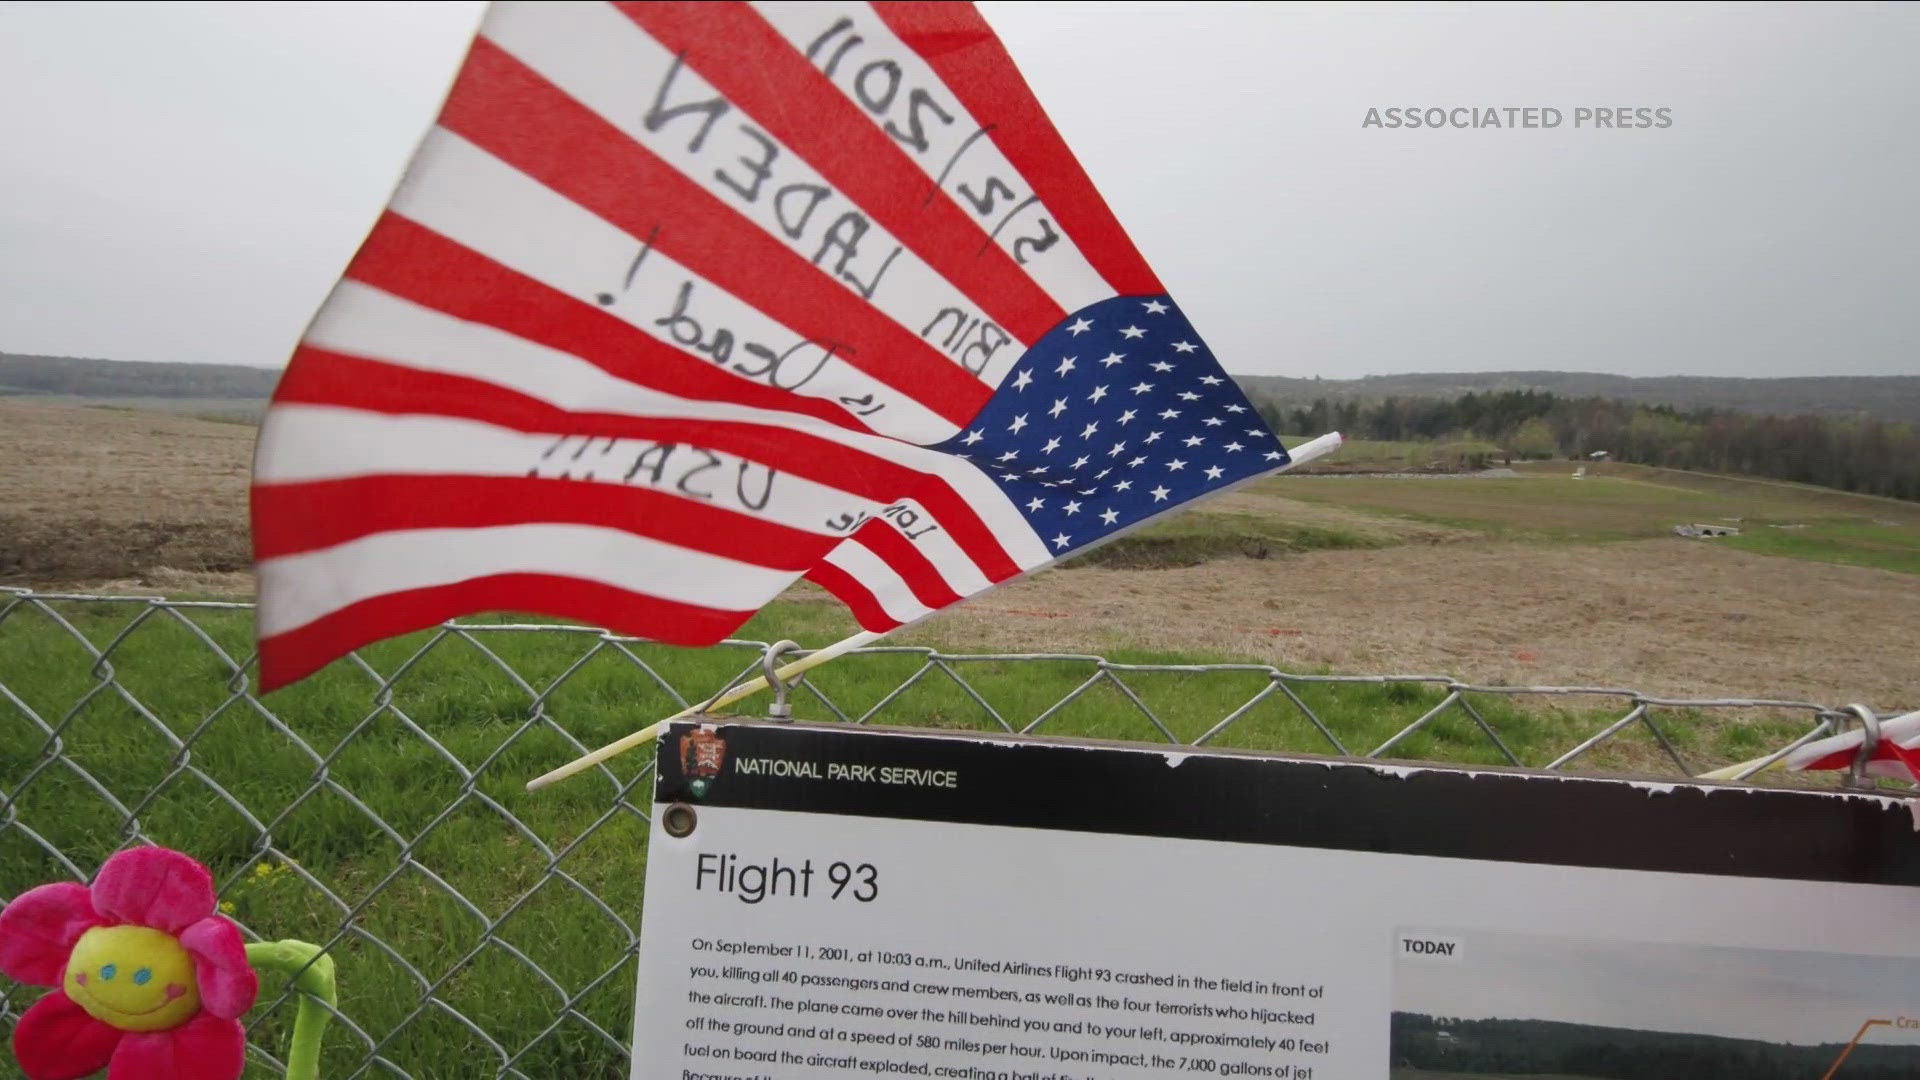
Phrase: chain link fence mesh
[{"left": 0, "top": 586, "right": 1904, "bottom": 1077}]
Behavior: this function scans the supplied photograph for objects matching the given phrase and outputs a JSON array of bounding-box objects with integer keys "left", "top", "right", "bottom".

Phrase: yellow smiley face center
[{"left": 65, "top": 925, "right": 201, "bottom": 1032}]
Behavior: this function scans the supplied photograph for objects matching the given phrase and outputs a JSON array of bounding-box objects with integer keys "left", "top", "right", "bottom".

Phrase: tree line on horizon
[
  {"left": 0, "top": 353, "right": 279, "bottom": 399},
  {"left": 1254, "top": 389, "right": 1920, "bottom": 500},
  {"left": 6, "top": 351, "right": 1917, "bottom": 501}
]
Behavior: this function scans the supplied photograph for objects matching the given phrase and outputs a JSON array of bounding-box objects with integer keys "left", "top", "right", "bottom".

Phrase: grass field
[
  {"left": 1290, "top": 435, "right": 1506, "bottom": 473},
  {"left": 5, "top": 402, "right": 1917, "bottom": 1073},
  {"left": 1086, "top": 436, "right": 1920, "bottom": 571},
  {"left": 1722, "top": 519, "right": 1920, "bottom": 576},
  {"left": 0, "top": 590, "right": 1835, "bottom": 1076},
  {"left": 1277, "top": 461, "right": 1920, "bottom": 574}
]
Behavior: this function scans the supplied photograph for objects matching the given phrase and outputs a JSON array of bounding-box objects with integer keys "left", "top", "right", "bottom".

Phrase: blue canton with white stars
[{"left": 929, "top": 295, "right": 1290, "bottom": 556}]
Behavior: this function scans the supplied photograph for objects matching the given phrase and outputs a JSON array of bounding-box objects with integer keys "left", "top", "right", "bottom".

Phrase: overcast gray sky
[
  {"left": 1396, "top": 928, "right": 1920, "bottom": 1047},
  {"left": 2, "top": 1, "right": 1915, "bottom": 378}
]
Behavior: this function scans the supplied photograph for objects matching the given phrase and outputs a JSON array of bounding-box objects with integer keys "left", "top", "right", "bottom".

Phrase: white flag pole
[
  {"left": 1694, "top": 755, "right": 1784, "bottom": 782},
  {"left": 525, "top": 432, "right": 1344, "bottom": 792}
]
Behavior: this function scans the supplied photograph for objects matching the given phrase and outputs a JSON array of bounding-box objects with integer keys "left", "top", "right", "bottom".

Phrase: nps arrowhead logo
[{"left": 680, "top": 727, "right": 728, "bottom": 799}]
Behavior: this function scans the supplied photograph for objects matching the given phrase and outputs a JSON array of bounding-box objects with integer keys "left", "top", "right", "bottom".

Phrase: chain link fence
[{"left": 0, "top": 585, "right": 1907, "bottom": 1077}]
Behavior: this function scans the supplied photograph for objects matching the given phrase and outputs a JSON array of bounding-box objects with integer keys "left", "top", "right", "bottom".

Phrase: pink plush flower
[{"left": 0, "top": 848, "right": 257, "bottom": 1080}]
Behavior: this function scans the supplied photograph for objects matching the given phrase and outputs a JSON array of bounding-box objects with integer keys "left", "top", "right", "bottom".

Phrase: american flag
[{"left": 251, "top": 1, "right": 1310, "bottom": 690}]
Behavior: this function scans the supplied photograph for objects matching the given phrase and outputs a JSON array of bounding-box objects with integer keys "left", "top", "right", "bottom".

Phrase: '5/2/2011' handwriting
[
  {"left": 802, "top": 16, "right": 1063, "bottom": 270},
  {"left": 638, "top": 41, "right": 1015, "bottom": 380}
]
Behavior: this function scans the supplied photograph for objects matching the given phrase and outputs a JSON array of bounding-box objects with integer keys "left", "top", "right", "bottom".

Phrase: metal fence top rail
[{"left": 3, "top": 584, "right": 1907, "bottom": 780}]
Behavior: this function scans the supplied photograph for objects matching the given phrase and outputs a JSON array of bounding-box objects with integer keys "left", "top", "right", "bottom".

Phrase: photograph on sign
[{"left": 1392, "top": 928, "right": 1920, "bottom": 1077}]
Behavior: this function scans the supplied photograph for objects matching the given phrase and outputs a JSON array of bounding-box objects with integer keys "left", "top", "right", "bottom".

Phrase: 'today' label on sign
[{"left": 1396, "top": 931, "right": 1466, "bottom": 965}]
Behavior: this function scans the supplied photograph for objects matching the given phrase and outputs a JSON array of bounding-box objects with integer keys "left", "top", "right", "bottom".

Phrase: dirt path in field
[{"left": 893, "top": 540, "right": 1920, "bottom": 708}]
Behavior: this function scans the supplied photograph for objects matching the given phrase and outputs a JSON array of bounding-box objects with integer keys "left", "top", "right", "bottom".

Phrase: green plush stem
[{"left": 244, "top": 941, "right": 337, "bottom": 1080}]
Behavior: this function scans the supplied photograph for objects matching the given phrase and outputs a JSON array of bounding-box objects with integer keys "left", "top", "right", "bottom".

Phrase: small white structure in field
[
  {"left": 1674, "top": 523, "right": 1742, "bottom": 539},
  {"left": 1571, "top": 466, "right": 1587, "bottom": 479}
]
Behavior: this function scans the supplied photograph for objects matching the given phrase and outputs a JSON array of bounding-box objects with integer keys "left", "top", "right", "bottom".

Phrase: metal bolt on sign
[
  {"left": 760, "top": 640, "right": 801, "bottom": 722},
  {"left": 661, "top": 803, "right": 698, "bottom": 838}
]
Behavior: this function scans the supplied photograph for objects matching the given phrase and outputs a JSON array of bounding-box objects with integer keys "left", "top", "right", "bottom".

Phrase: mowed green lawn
[
  {"left": 1295, "top": 436, "right": 1505, "bottom": 471},
  {"left": 1093, "top": 450, "right": 1920, "bottom": 576},
  {"left": 0, "top": 591, "right": 1824, "bottom": 1077},
  {"left": 6, "top": 447, "right": 1911, "bottom": 1073},
  {"left": 1275, "top": 461, "right": 1920, "bottom": 574}
]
